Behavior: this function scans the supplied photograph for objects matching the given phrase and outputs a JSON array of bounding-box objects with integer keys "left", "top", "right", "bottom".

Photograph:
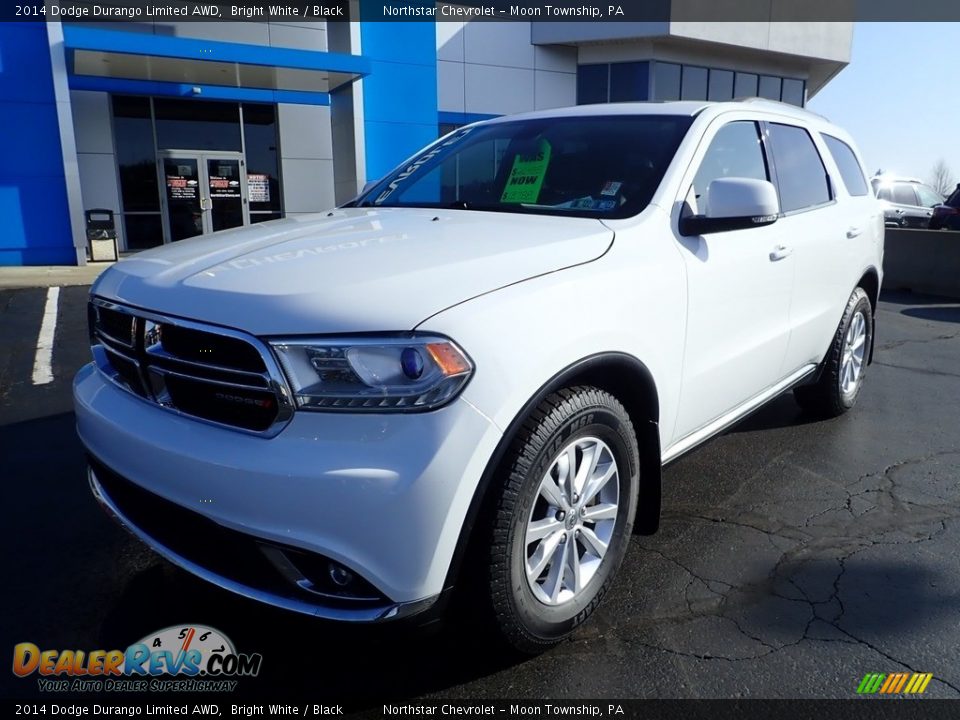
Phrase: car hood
[{"left": 93, "top": 208, "right": 614, "bottom": 335}]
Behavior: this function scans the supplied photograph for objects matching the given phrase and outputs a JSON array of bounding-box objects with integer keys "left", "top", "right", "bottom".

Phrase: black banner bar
[
  {"left": 4, "top": 700, "right": 960, "bottom": 720},
  {"left": 3, "top": 0, "right": 960, "bottom": 23}
]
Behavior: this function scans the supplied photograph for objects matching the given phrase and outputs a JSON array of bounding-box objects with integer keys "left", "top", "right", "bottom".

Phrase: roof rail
[{"left": 731, "top": 97, "right": 829, "bottom": 122}]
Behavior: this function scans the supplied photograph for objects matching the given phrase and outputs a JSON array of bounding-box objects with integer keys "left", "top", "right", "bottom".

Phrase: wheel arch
[
  {"left": 442, "top": 352, "right": 663, "bottom": 596},
  {"left": 857, "top": 267, "right": 880, "bottom": 365}
]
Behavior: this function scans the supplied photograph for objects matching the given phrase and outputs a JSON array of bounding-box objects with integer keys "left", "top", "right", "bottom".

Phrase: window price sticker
[{"left": 501, "top": 139, "right": 553, "bottom": 204}]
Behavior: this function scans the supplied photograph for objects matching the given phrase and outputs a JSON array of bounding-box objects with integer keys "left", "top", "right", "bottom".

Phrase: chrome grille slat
[
  {"left": 89, "top": 298, "right": 294, "bottom": 437},
  {"left": 151, "top": 366, "right": 272, "bottom": 393},
  {"left": 144, "top": 347, "right": 270, "bottom": 388}
]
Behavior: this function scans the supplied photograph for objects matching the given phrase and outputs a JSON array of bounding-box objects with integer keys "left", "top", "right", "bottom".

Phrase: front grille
[{"left": 89, "top": 298, "right": 293, "bottom": 434}]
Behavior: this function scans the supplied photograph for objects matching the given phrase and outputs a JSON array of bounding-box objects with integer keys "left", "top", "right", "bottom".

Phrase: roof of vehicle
[
  {"left": 871, "top": 175, "right": 925, "bottom": 185},
  {"left": 480, "top": 98, "right": 829, "bottom": 126}
]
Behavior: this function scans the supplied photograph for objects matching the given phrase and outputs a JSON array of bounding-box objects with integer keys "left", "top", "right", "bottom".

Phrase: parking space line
[{"left": 31, "top": 286, "right": 60, "bottom": 386}]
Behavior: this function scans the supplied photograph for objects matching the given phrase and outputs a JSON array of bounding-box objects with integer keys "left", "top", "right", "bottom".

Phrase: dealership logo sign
[{"left": 12, "top": 625, "right": 261, "bottom": 693}]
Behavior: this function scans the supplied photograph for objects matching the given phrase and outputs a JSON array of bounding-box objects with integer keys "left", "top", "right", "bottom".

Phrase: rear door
[{"left": 767, "top": 123, "right": 856, "bottom": 375}]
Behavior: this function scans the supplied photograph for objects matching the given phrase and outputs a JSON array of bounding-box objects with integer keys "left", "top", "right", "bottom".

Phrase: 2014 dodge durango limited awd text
[{"left": 74, "top": 100, "right": 884, "bottom": 653}]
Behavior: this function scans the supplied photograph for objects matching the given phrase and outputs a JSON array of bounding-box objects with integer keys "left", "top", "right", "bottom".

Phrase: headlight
[{"left": 269, "top": 335, "right": 474, "bottom": 411}]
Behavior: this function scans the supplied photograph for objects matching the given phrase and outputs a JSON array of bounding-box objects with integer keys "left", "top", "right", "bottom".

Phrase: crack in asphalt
[
  {"left": 606, "top": 451, "right": 960, "bottom": 693},
  {"left": 873, "top": 323, "right": 960, "bottom": 352}
]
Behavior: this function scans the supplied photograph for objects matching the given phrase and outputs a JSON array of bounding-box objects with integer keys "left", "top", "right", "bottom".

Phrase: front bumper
[{"left": 74, "top": 362, "right": 502, "bottom": 619}]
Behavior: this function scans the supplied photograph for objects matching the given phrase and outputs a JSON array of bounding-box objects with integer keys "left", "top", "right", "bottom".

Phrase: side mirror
[{"left": 679, "top": 177, "right": 780, "bottom": 237}]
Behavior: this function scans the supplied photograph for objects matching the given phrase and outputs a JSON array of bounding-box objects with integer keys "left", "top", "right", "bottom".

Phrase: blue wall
[
  {"left": 360, "top": 20, "right": 438, "bottom": 182},
  {"left": 0, "top": 23, "right": 76, "bottom": 266}
]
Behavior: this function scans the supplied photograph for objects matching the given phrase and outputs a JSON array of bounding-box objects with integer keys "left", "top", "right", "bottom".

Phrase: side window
[
  {"left": 915, "top": 185, "right": 943, "bottom": 208},
  {"left": 876, "top": 186, "right": 893, "bottom": 202},
  {"left": 690, "top": 121, "right": 768, "bottom": 214},
  {"left": 822, "top": 135, "right": 869, "bottom": 197},
  {"left": 767, "top": 123, "right": 832, "bottom": 213},
  {"left": 892, "top": 184, "right": 919, "bottom": 206}
]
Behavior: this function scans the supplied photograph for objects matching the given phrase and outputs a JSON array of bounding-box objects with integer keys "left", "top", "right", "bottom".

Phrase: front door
[
  {"left": 159, "top": 152, "right": 248, "bottom": 242},
  {"left": 671, "top": 119, "right": 794, "bottom": 441}
]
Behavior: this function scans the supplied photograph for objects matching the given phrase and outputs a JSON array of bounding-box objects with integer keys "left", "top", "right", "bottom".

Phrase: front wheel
[
  {"left": 794, "top": 287, "right": 873, "bottom": 418},
  {"left": 483, "top": 386, "right": 639, "bottom": 654}
]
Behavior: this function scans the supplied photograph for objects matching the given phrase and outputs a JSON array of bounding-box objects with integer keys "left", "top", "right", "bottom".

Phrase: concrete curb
[{"left": 0, "top": 263, "right": 113, "bottom": 290}]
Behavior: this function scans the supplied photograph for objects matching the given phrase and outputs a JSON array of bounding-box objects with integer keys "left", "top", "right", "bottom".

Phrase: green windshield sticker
[{"left": 500, "top": 139, "right": 552, "bottom": 204}]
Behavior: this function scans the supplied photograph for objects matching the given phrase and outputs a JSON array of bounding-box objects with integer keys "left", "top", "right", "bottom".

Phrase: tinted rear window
[
  {"left": 767, "top": 123, "right": 832, "bottom": 213},
  {"left": 822, "top": 135, "right": 869, "bottom": 197}
]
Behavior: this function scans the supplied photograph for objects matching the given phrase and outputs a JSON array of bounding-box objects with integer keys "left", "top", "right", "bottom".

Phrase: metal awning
[{"left": 63, "top": 26, "right": 370, "bottom": 94}]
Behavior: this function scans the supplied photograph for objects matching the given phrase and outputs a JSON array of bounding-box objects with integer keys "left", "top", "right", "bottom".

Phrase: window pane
[
  {"left": 758, "top": 75, "right": 782, "bottom": 101},
  {"left": 653, "top": 62, "right": 681, "bottom": 101},
  {"left": 915, "top": 185, "right": 943, "bottom": 207},
  {"left": 367, "top": 115, "right": 694, "bottom": 220},
  {"left": 734, "top": 72, "right": 758, "bottom": 98},
  {"left": 708, "top": 69, "right": 734, "bottom": 101},
  {"left": 112, "top": 96, "right": 159, "bottom": 212},
  {"left": 439, "top": 123, "right": 461, "bottom": 137},
  {"left": 767, "top": 123, "right": 831, "bottom": 212},
  {"left": 691, "top": 121, "right": 768, "bottom": 213},
  {"left": 892, "top": 184, "right": 918, "bottom": 206},
  {"left": 876, "top": 186, "right": 892, "bottom": 202},
  {"left": 577, "top": 64, "right": 609, "bottom": 105},
  {"left": 822, "top": 135, "right": 868, "bottom": 197},
  {"left": 155, "top": 98, "right": 241, "bottom": 151},
  {"left": 782, "top": 78, "right": 805, "bottom": 106},
  {"left": 242, "top": 103, "right": 282, "bottom": 213},
  {"left": 610, "top": 62, "right": 649, "bottom": 102},
  {"left": 680, "top": 65, "right": 708, "bottom": 100},
  {"left": 122, "top": 213, "right": 163, "bottom": 250}
]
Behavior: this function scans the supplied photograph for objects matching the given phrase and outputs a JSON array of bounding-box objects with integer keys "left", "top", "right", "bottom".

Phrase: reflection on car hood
[{"left": 93, "top": 208, "right": 614, "bottom": 335}]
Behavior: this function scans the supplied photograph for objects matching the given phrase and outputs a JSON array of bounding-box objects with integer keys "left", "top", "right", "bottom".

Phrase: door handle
[
  {"left": 846, "top": 227, "right": 862, "bottom": 239},
  {"left": 769, "top": 244, "right": 793, "bottom": 261}
]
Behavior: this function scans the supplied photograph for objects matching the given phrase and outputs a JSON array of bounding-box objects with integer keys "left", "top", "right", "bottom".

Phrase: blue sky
[{"left": 808, "top": 23, "right": 960, "bottom": 187}]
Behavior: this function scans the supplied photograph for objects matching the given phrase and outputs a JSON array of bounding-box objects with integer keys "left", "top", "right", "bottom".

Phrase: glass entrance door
[{"left": 159, "top": 152, "right": 248, "bottom": 242}]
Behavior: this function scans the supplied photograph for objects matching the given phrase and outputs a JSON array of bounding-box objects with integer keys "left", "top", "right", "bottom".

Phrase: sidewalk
[{"left": 0, "top": 263, "right": 114, "bottom": 290}]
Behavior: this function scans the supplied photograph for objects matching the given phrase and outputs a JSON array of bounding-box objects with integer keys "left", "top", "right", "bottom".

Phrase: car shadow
[
  {"left": 1, "top": 411, "right": 522, "bottom": 704},
  {"left": 880, "top": 289, "right": 959, "bottom": 307},
  {"left": 900, "top": 305, "right": 960, "bottom": 324},
  {"left": 98, "top": 565, "right": 518, "bottom": 703},
  {"left": 735, "top": 557, "right": 959, "bottom": 641},
  {"left": 726, "top": 393, "right": 823, "bottom": 435}
]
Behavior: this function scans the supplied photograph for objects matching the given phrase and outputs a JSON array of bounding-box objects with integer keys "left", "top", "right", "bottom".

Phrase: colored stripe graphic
[
  {"left": 857, "top": 673, "right": 886, "bottom": 694},
  {"left": 857, "top": 672, "right": 933, "bottom": 694}
]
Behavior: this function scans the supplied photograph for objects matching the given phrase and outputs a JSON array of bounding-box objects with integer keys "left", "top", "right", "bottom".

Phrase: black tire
[
  {"left": 794, "top": 287, "right": 873, "bottom": 418},
  {"left": 482, "top": 386, "right": 639, "bottom": 654}
]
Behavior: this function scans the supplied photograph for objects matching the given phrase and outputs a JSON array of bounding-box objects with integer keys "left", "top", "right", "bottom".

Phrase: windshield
[{"left": 355, "top": 115, "right": 694, "bottom": 219}]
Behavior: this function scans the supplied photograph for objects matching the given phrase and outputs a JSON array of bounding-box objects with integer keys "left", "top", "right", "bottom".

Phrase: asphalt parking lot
[{"left": 2, "top": 285, "right": 959, "bottom": 701}]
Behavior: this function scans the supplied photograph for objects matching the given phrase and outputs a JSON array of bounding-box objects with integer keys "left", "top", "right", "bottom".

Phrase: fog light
[{"left": 329, "top": 563, "right": 354, "bottom": 587}]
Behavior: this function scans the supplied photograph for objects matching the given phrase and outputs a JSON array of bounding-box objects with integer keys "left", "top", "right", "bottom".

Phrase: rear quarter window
[{"left": 822, "top": 135, "right": 869, "bottom": 197}]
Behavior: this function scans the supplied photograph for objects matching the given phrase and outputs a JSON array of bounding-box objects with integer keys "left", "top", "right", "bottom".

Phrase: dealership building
[{"left": 0, "top": 9, "right": 852, "bottom": 265}]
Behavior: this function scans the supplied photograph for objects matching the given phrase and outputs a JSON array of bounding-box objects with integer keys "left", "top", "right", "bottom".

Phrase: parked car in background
[
  {"left": 930, "top": 184, "right": 960, "bottom": 231},
  {"left": 75, "top": 100, "right": 884, "bottom": 653},
  {"left": 871, "top": 175, "right": 943, "bottom": 228}
]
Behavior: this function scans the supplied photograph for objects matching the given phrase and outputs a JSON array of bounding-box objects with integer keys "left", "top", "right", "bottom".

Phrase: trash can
[{"left": 86, "top": 209, "right": 119, "bottom": 262}]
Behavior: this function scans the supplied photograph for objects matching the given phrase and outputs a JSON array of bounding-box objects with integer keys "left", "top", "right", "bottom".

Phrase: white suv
[{"left": 75, "top": 100, "right": 884, "bottom": 652}]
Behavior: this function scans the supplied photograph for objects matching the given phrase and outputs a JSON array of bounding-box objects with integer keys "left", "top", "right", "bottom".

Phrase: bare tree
[{"left": 929, "top": 159, "right": 955, "bottom": 197}]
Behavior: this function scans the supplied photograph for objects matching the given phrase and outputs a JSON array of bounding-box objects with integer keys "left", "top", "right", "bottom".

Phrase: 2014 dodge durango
[{"left": 74, "top": 100, "right": 884, "bottom": 653}]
